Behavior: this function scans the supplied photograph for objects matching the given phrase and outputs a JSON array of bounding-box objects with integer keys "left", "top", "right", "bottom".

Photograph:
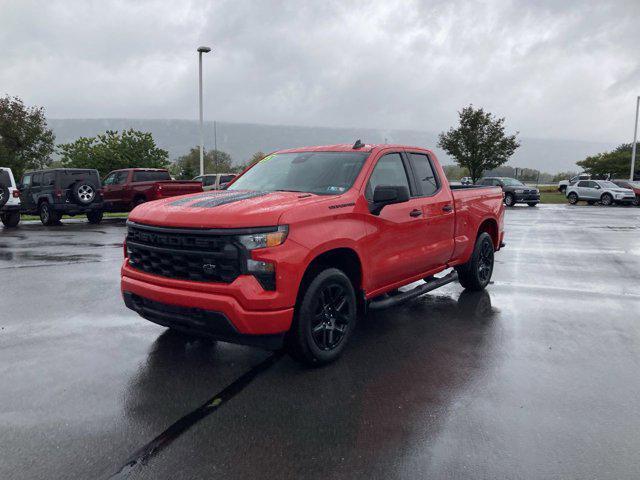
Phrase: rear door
[
  {"left": 19, "top": 174, "right": 33, "bottom": 211},
  {"left": 406, "top": 151, "right": 455, "bottom": 269},
  {"left": 30, "top": 172, "right": 43, "bottom": 206}
]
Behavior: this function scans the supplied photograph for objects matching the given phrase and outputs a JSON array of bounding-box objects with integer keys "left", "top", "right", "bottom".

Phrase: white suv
[
  {"left": 0, "top": 167, "right": 21, "bottom": 227},
  {"left": 566, "top": 179, "right": 636, "bottom": 206}
]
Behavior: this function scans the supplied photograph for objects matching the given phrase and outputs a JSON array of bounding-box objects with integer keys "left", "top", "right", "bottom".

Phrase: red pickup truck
[
  {"left": 121, "top": 144, "right": 505, "bottom": 365},
  {"left": 101, "top": 168, "right": 202, "bottom": 212}
]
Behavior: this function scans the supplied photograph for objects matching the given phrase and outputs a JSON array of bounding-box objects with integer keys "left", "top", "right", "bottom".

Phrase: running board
[{"left": 368, "top": 271, "right": 458, "bottom": 311}]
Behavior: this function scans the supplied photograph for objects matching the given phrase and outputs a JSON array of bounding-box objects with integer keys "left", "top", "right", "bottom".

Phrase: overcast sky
[{"left": 1, "top": 0, "right": 639, "bottom": 143}]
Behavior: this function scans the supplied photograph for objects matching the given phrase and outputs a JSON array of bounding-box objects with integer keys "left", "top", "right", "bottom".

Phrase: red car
[
  {"left": 121, "top": 144, "right": 505, "bottom": 365},
  {"left": 101, "top": 168, "right": 203, "bottom": 212},
  {"left": 613, "top": 180, "right": 640, "bottom": 206}
]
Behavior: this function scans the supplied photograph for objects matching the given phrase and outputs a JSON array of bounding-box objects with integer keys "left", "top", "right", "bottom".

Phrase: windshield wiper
[{"left": 274, "top": 189, "right": 308, "bottom": 193}]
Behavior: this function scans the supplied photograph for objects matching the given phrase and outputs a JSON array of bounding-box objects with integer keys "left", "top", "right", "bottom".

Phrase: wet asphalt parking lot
[{"left": 1, "top": 205, "right": 640, "bottom": 480}]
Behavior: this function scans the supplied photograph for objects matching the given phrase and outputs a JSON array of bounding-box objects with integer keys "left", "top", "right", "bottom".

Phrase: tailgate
[{"left": 155, "top": 181, "right": 203, "bottom": 197}]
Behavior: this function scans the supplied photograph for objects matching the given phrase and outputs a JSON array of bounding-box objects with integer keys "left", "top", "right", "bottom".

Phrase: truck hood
[{"left": 128, "top": 190, "right": 328, "bottom": 228}]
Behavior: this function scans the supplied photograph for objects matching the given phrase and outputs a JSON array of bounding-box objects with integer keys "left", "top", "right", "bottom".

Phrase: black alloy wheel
[
  {"left": 601, "top": 193, "right": 613, "bottom": 206},
  {"left": 311, "top": 283, "right": 351, "bottom": 352},
  {"left": 567, "top": 192, "right": 579, "bottom": 204},
  {"left": 477, "top": 239, "right": 494, "bottom": 285},
  {"left": 287, "top": 268, "right": 357, "bottom": 366}
]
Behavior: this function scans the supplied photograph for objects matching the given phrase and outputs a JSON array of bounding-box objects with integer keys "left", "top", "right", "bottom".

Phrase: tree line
[{"left": 1, "top": 94, "right": 637, "bottom": 183}]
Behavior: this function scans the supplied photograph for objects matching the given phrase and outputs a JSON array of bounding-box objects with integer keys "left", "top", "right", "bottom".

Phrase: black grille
[{"left": 126, "top": 223, "right": 244, "bottom": 283}]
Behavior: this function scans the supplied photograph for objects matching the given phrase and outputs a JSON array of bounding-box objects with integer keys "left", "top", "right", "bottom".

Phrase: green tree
[
  {"left": 58, "top": 129, "right": 169, "bottom": 177},
  {"left": 576, "top": 143, "right": 639, "bottom": 179},
  {"left": 442, "top": 164, "right": 469, "bottom": 181},
  {"left": 0, "top": 95, "right": 55, "bottom": 179},
  {"left": 438, "top": 105, "right": 520, "bottom": 184},
  {"left": 173, "top": 148, "right": 233, "bottom": 179}
]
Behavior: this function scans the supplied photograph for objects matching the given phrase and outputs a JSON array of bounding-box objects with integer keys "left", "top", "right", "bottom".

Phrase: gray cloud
[{"left": 1, "top": 0, "right": 639, "bottom": 143}]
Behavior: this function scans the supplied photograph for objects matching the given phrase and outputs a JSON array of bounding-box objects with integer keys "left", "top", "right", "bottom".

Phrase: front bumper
[
  {"left": 515, "top": 193, "right": 540, "bottom": 202},
  {"left": 123, "top": 292, "right": 285, "bottom": 349},
  {"left": 121, "top": 263, "right": 294, "bottom": 344}
]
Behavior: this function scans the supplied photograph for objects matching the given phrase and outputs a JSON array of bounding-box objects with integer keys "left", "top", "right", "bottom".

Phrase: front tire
[
  {"left": 633, "top": 195, "right": 639, "bottom": 207},
  {"left": 287, "top": 268, "right": 357, "bottom": 366},
  {"left": 567, "top": 192, "right": 579, "bottom": 205},
  {"left": 601, "top": 193, "right": 613, "bottom": 206},
  {"left": 87, "top": 210, "right": 104, "bottom": 224},
  {"left": 504, "top": 193, "right": 515, "bottom": 207},
  {"left": 527, "top": 202, "right": 538, "bottom": 207},
  {"left": 1, "top": 211, "right": 20, "bottom": 228},
  {"left": 456, "top": 232, "right": 495, "bottom": 291}
]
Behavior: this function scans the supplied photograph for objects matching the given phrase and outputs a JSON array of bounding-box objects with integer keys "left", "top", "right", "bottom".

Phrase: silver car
[{"left": 566, "top": 180, "right": 636, "bottom": 206}]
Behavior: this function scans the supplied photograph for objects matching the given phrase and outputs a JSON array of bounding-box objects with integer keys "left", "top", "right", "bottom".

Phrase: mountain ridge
[{"left": 47, "top": 118, "right": 616, "bottom": 174}]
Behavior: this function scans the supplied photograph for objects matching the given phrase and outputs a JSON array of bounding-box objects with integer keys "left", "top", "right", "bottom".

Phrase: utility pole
[
  {"left": 214, "top": 120, "right": 218, "bottom": 169},
  {"left": 197, "top": 46, "right": 211, "bottom": 176},
  {"left": 631, "top": 96, "right": 639, "bottom": 181}
]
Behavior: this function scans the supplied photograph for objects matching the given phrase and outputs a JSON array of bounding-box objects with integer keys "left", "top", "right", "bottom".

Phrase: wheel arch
[
  {"left": 296, "top": 247, "right": 364, "bottom": 315},
  {"left": 477, "top": 218, "right": 499, "bottom": 249}
]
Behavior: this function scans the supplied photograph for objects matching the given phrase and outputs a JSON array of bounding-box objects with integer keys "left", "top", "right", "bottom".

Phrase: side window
[
  {"left": 43, "top": 172, "right": 55, "bottom": 186},
  {"left": 220, "top": 174, "right": 235, "bottom": 184},
  {"left": 32, "top": 173, "right": 42, "bottom": 187},
  {"left": 409, "top": 153, "right": 439, "bottom": 196},
  {"left": 115, "top": 172, "right": 128, "bottom": 185},
  {"left": 577, "top": 181, "right": 588, "bottom": 187},
  {"left": 193, "top": 176, "right": 203, "bottom": 182},
  {"left": 103, "top": 173, "right": 116, "bottom": 185},
  {"left": 365, "top": 153, "right": 410, "bottom": 201},
  {"left": 22, "top": 174, "right": 32, "bottom": 187},
  {"left": 587, "top": 181, "right": 598, "bottom": 189},
  {"left": 204, "top": 176, "right": 216, "bottom": 187}
]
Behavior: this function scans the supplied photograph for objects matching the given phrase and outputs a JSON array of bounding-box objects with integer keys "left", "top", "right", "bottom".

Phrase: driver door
[{"left": 362, "top": 151, "right": 431, "bottom": 292}]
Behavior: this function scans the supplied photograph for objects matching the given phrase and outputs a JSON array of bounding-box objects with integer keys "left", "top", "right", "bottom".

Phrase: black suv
[
  {"left": 477, "top": 177, "right": 540, "bottom": 207},
  {"left": 19, "top": 169, "right": 104, "bottom": 225}
]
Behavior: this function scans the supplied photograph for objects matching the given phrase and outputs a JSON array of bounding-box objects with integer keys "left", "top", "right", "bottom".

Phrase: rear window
[
  {"left": 133, "top": 171, "right": 171, "bottom": 182},
  {"left": 0, "top": 170, "right": 10, "bottom": 186},
  {"left": 57, "top": 170, "right": 101, "bottom": 189}
]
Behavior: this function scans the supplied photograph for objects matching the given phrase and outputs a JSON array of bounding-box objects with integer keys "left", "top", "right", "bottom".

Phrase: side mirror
[{"left": 369, "top": 185, "right": 409, "bottom": 215}]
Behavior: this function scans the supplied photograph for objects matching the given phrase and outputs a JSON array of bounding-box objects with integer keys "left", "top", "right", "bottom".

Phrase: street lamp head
[{"left": 197, "top": 46, "right": 211, "bottom": 53}]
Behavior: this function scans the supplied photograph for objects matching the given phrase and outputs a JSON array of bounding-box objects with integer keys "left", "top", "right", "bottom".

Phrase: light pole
[
  {"left": 197, "top": 46, "right": 211, "bottom": 176},
  {"left": 631, "top": 95, "right": 639, "bottom": 181}
]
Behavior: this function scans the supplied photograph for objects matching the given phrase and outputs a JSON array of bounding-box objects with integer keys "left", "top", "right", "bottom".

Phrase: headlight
[
  {"left": 238, "top": 225, "right": 288, "bottom": 250},
  {"left": 515, "top": 189, "right": 524, "bottom": 194}
]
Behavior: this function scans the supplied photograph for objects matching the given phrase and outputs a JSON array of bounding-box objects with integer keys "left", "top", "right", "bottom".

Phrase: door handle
[
  {"left": 409, "top": 209, "right": 422, "bottom": 217},
  {"left": 442, "top": 204, "right": 453, "bottom": 212}
]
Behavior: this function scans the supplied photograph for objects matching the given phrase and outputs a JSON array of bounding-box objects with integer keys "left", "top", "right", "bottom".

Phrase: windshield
[
  {"left": 500, "top": 178, "right": 525, "bottom": 186},
  {"left": 228, "top": 151, "right": 369, "bottom": 195},
  {"left": 600, "top": 181, "right": 623, "bottom": 189}
]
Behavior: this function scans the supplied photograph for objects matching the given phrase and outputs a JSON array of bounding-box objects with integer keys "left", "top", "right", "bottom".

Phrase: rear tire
[
  {"left": 286, "top": 268, "right": 357, "bottom": 366},
  {"left": 1, "top": 211, "right": 20, "bottom": 228},
  {"left": 504, "top": 193, "right": 515, "bottom": 207},
  {"left": 87, "top": 210, "right": 103, "bottom": 224},
  {"left": 456, "top": 232, "right": 494, "bottom": 291},
  {"left": 567, "top": 192, "right": 579, "bottom": 205},
  {"left": 39, "top": 202, "right": 60, "bottom": 226},
  {"left": 601, "top": 193, "right": 613, "bottom": 206}
]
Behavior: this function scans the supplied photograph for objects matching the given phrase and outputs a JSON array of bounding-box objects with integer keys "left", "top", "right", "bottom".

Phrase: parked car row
[{"left": 0, "top": 167, "right": 206, "bottom": 228}]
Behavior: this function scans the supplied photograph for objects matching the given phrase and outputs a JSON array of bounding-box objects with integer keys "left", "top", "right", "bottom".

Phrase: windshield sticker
[{"left": 326, "top": 186, "right": 346, "bottom": 193}]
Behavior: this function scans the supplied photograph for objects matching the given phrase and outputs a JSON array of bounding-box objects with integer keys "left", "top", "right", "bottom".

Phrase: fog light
[{"left": 247, "top": 259, "right": 276, "bottom": 290}]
